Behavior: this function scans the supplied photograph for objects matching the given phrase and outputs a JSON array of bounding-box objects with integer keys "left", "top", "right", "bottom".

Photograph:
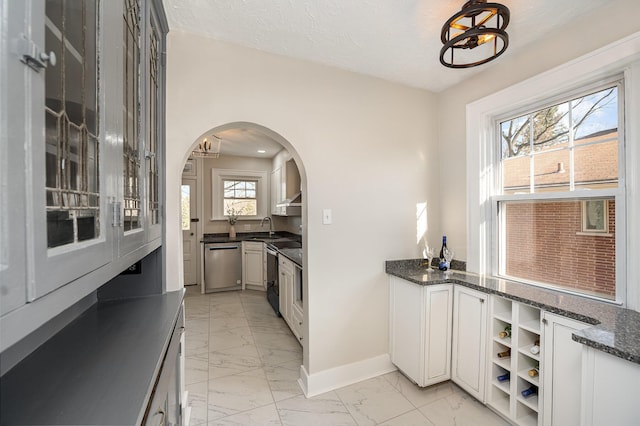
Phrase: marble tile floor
[{"left": 184, "top": 285, "right": 509, "bottom": 426}]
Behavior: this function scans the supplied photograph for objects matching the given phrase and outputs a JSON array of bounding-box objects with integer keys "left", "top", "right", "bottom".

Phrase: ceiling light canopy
[
  {"left": 440, "top": 0, "right": 510, "bottom": 69},
  {"left": 192, "top": 135, "right": 222, "bottom": 158}
]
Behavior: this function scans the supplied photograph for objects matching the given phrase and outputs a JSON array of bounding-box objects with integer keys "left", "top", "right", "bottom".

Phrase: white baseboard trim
[{"left": 298, "top": 353, "right": 396, "bottom": 397}]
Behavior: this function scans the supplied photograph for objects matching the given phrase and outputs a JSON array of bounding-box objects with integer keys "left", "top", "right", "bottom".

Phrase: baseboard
[{"left": 298, "top": 353, "right": 396, "bottom": 397}]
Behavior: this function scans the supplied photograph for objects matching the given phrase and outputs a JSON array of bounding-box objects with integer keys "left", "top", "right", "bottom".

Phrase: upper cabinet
[
  {"left": 0, "top": 0, "right": 167, "bottom": 311},
  {"left": 271, "top": 152, "right": 301, "bottom": 216}
]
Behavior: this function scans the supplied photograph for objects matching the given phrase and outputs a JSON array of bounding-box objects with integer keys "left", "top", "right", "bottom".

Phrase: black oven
[{"left": 265, "top": 244, "right": 280, "bottom": 316}]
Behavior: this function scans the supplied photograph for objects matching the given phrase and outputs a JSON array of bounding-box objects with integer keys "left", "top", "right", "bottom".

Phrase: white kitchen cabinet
[
  {"left": 242, "top": 241, "right": 266, "bottom": 290},
  {"left": 270, "top": 166, "right": 282, "bottom": 216},
  {"left": 541, "top": 313, "right": 589, "bottom": 426},
  {"left": 271, "top": 158, "right": 301, "bottom": 216},
  {"left": 279, "top": 255, "right": 294, "bottom": 328},
  {"left": 291, "top": 303, "right": 304, "bottom": 345},
  {"left": 389, "top": 276, "right": 453, "bottom": 387},
  {"left": 452, "top": 285, "right": 488, "bottom": 401},
  {"left": 581, "top": 346, "right": 640, "bottom": 426}
]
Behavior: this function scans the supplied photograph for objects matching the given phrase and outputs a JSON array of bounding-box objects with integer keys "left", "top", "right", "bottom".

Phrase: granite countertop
[
  {"left": 201, "top": 231, "right": 301, "bottom": 244},
  {"left": 386, "top": 259, "right": 640, "bottom": 365},
  {"left": 279, "top": 247, "right": 303, "bottom": 267}
]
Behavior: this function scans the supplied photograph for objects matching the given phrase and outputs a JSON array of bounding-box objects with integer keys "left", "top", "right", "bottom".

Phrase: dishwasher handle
[{"left": 207, "top": 245, "right": 239, "bottom": 251}]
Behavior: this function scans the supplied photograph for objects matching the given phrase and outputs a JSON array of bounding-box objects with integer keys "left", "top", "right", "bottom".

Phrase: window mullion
[
  {"left": 569, "top": 100, "right": 575, "bottom": 191},
  {"left": 529, "top": 116, "right": 534, "bottom": 193}
]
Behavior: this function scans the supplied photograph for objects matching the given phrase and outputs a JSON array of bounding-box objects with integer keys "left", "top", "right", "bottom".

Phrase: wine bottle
[
  {"left": 498, "top": 325, "right": 511, "bottom": 339},
  {"left": 530, "top": 339, "right": 540, "bottom": 355},
  {"left": 528, "top": 361, "right": 540, "bottom": 377},
  {"left": 438, "top": 236, "right": 448, "bottom": 270},
  {"left": 497, "top": 372, "right": 510, "bottom": 382},
  {"left": 521, "top": 386, "right": 537, "bottom": 397},
  {"left": 497, "top": 349, "right": 511, "bottom": 358}
]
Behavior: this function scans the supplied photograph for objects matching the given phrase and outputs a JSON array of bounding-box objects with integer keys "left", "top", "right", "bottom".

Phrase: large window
[{"left": 495, "top": 82, "right": 623, "bottom": 300}]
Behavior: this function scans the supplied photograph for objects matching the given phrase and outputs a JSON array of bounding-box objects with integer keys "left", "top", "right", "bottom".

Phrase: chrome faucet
[{"left": 260, "top": 217, "right": 274, "bottom": 236}]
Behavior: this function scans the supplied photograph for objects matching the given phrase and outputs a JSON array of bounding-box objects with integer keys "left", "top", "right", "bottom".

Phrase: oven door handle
[{"left": 265, "top": 246, "right": 278, "bottom": 256}]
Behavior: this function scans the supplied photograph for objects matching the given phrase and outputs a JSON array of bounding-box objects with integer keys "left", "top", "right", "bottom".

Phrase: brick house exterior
[{"left": 501, "top": 130, "right": 617, "bottom": 298}]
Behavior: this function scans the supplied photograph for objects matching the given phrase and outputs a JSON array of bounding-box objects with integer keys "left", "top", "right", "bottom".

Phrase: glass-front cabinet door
[
  {"left": 32, "top": 0, "right": 114, "bottom": 299},
  {"left": 2, "top": 0, "right": 166, "bottom": 303}
]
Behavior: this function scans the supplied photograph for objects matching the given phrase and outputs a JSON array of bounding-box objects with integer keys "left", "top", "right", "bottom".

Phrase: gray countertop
[
  {"left": 0, "top": 290, "right": 185, "bottom": 425},
  {"left": 386, "top": 259, "right": 640, "bottom": 365}
]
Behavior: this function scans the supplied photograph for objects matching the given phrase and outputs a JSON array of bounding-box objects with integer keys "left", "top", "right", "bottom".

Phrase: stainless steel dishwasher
[{"left": 204, "top": 242, "right": 242, "bottom": 292}]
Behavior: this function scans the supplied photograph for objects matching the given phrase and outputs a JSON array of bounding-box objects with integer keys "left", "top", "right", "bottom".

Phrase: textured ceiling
[
  {"left": 167, "top": 0, "right": 611, "bottom": 157},
  {"left": 163, "top": 0, "right": 611, "bottom": 93}
]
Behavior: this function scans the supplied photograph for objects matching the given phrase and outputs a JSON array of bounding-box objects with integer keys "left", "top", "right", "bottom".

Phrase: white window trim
[
  {"left": 466, "top": 31, "right": 640, "bottom": 309},
  {"left": 210, "top": 168, "right": 268, "bottom": 220}
]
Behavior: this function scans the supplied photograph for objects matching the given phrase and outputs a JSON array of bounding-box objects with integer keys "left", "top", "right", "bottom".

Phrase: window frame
[
  {"left": 210, "top": 169, "right": 268, "bottom": 221},
  {"left": 466, "top": 34, "right": 640, "bottom": 309},
  {"left": 491, "top": 79, "right": 624, "bottom": 302}
]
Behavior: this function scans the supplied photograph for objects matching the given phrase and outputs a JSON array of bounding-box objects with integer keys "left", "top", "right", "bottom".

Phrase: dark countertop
[
  {"left": 0, "top": 290, "right": 185, "bottom": 425},
  {"left": 386, "top": 259, "right": 640, "bottom": 365},
  {"left": 279, "top": 247, "right": 303, "bottom": 267},
  {"left": 201, "top": 231, "right": 301, "bottom": 244}
]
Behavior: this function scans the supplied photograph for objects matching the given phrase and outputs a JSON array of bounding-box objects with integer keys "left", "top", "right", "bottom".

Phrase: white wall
[
  {"left": 436, "top": 0, "right": 640, "bottom": 262},
  {"left": 165, "top": 33, "right": 440, "bottom": 382}
]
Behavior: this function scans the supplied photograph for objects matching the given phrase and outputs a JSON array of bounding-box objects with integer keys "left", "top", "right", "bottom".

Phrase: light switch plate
[{"left": 323, "top": 209, "right": 332, "bottom": 225}]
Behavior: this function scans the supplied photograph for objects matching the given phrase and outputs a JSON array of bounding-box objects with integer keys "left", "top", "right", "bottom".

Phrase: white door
[{"left": 181, "top": 178, "right": 198, "bottom": 285}]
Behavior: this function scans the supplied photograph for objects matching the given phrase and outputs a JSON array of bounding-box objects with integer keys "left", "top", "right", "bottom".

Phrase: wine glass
[
  {"left": 443, "top": 247, "right": 455, "bottom": 273},
  {"left": 424, "top": 246, "right": 436, "bottom": 272}
]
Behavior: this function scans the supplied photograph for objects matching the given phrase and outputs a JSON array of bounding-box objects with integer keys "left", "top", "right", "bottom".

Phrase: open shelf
[
  {"left": 493, "top": 297, "right": 512, "bottom": 322},
  {"left": 518, "top": 344, "right": 541, "bottom": 362},
  {"left": 519, "top": 305, "right": 541, "bottom": 333},
  {"left": 489, "top": 296, "right": 541, "bottom": 426},
  {"left": 489, "top": 388, "right": 511, "bottom": 418},
  {"left": 516, "top": 405, "right": 538, "bottom": 426},
  {"left": 517, "top": 394, "right": 539, "bottom": 412}
]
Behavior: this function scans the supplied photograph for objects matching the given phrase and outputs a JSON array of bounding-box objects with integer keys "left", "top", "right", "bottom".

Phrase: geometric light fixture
[
  {"left": 191, "top": 135, "right": 222, "bottom": 158},
  {"left": 440, "top": 0, "right": 510, "bottom": 69}
]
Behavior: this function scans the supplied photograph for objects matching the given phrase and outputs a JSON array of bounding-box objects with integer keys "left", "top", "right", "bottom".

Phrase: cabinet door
[
  {"left": 452, "top": 286, "right": 488, "bottom": 401},
  {"left": 271, "top": 167, "right": 282, "bottom": 215},
  {"left": 389, "top": 276, "right": 424, "bottom": 384},
  {"left": 542, "top": 312, "right": 589, "bottom": 426},
  {"left": 424, "top": 284, "right": 453, "bottom": 385},
  {"left": 279, "top": 256, "right": 293, "bottom": 323},
  {"left": 144, "top": 0, "right": 165, "bottom": 244},
  {"left": 243, "top": 243, "right": 264, "bottom": 288},
  {"left": 0, "top": 0, "right": 28, "bottom": 315},
  {"left": 581, "top": 347, "right": 640, "bottom": 426},
  {"left": 30, "top": 0, "right": 114, "bottom": 299}
]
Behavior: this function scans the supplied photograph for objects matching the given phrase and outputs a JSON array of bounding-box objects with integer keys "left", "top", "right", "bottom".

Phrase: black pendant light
[{"left": 440, "top": 0, "right": 510, "bottom": 69}]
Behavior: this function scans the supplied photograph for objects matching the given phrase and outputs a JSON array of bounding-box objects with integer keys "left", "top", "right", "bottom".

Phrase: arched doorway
[{"left": 178, "top": 122, "right": 306, "bottom": 288}]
